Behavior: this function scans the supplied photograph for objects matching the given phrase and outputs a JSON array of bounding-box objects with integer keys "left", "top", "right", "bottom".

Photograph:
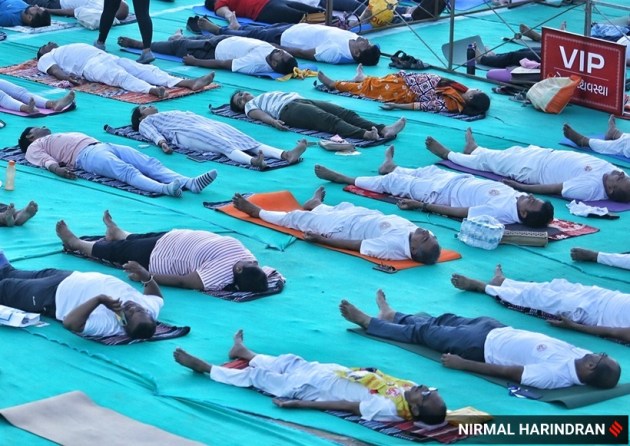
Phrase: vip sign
[{"left": 541, "top": 28, "right": 626, "bottom": 115}]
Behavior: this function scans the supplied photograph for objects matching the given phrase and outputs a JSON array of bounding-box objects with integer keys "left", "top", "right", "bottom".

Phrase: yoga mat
[
  {"left": 0, "top": 391, "right": 204, "bottom": 445},
  {"left": 313, "top": 83, "right": 486, "bottom": 122},
  {"left": 342, "top": 185, "right": 600, "bottom": 241},
  {"left": 0, "top": 101, "right": 76, "bottom": 118},
  {"left": 348, "top": 328, "right": 630, "bottom": 409},
  {"left": 0, "top": 20, "right": 77, "bottom": 33},
  {"left": 441, "top": 35, "right": 493, "bottom": 70},
  {"left": 559, "top": 134, "right": 630, "bottom": 165},
  {"left": 192, "top": 5, "right": 269, "bottom": 26},
  {"left": 119, "top": 47, "right": 318, "bottom": 80},
  {"left": 437, "top": 160, "right": 630, "bottom": 212},
  {"left": 211, "top": 104, "right": 395, "bottom": 147},
  {"left": 203, "top": 190, "right": 462, "bottom": 270},
  {"left": 79, "top": 321, "right": 191, "bottom": 345},
  {"left": 0, "top": 146, "right": 161, "bottom": 197},
  {"left": 104, "top": 124, "right": 299, "bottom": 170},
  {"left": 0, "top": 60, "right": 219, "bottom": 104}
]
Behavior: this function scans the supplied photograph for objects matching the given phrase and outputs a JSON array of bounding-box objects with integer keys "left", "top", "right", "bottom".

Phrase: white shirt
[
  {"left": 215, "top": 37, "right": 274, "bottom": 75},
  {"left": 245, "top": 91, "right": 302, "bottom": 119},
  {"left": 484, "top": 326, "right": 587, "bottom": 389},
  {"left": 598, "top": 252, "right": 630, "bottom": 270},
  {"left": 38, "top": 43, "right": 106, "bottom": 76},
  {"left": 280, "top": 23, "right": 355, "bottom": 64},
  {"left": 55, "top": 272, "right": 163, "bottom": 337}
]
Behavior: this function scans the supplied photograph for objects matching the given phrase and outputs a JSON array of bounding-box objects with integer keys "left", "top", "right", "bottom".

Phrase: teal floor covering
[{"left": 1, "top": 1, "right": 629, "bottom": 444}]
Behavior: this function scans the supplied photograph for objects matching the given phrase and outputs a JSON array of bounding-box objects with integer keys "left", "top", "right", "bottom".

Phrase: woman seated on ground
[{"left": 317, "top": 65, "right": 490, "bottom": 116}]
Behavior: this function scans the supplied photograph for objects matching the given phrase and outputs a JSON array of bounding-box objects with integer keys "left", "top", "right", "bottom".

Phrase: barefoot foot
[
  {"left": 425, "top": 136, "right": 450, "bottom": 159},
  {"left": 232, "top": 193, "right": 261, "bottom": 217},
  {"left": 352, "top": 63, "right": 366, "bottom": 82},
  {"left": 381, "top": 117, "right": 406, "bottom": 139},
  {"left": 282, "top": 139, "right": 307, "bottom": 164},
  {"left": 173, "top": 348, "right": 212, "bottom": 373},
  {"left": 314, "top": 165, "right": 351, "bottom": 184},
  {"left": 364, "top": 127, "right": 380, "bottom": 140},
  {"left": 14, "top": 201, "right": 38, "bottom": 225},
  {"left": 190, "top": 72, "right": 215, "bottom": 91},
  {"left": 562, "top": 123, "right": 589, "bottom": 148},
  {"left": 103, "top": 210, "right": 130, "bottom": 240},
  {"left": 55, "top": 220, "right": 82, "bottom": 250},
  {"left": 227, "top": 329, "right": 255, "bottom": 360},
  {"left": 378, "top": 145, "right": 397, "bottom": 175},
  {"left": 339, "top": 299, "right": 371, "bottom": 329},
  {"left": 250, "top": 151, "right": 267, "bottom": 170},
  {"left": 605, "top": 114, "right": 623, "bottom": 140},
  {"left": 302, "top": 186, "right": 325, "bottom": 210},
  {"left": 375, "top": 289, "right": 395, "bottom": 321},
  {"left": 317, "top": 71, "right": 336, "bottom": 89},
  {"left": 50, "top": 91, "right": 75, "bottom": 111}
]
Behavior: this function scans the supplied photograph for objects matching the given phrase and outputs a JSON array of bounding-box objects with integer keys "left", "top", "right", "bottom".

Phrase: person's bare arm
[
  {"left": 380, "top": 103, "right": 414, "bottom": 110},
  {"left": 215, "top": 5, "right": 240, "bottom": 28},
  {"left": 304, "top": 232, "right": 362, "bottom": 251},
  {"left": 398, "top": 199, "right": 469, "bottom": 218},
  {"left": 123, "top": 261, "right": 165, "bottom": 297},
  {"left": 182, "top": 55, "right": 232, "bottom": 70},
  {"left": 570, "top": 248, "right": 598, "bottom": 263},
  {"left": 547, "top": 316, "right": 630, "bottom": 343},
  {"left": 280, "top": 46, "right": 316, "bottom": 60},
  {"left": 124, "top": 260, "right": 199, "bottom": 291},
  {"left": 441, "top": 353, "right": 524, "bottom": 383},
  {"left": 45, "top": 7, "right": 74, "bottom": 16},
  {"left": 48, "top": 162, "right": 77, "bottom": 179},
  {"left": 502, "top": 180, "right": 563, "bottom": 195},
  {"left": 46, "top": 65, "right": 82, "bottom": 84},
  {"left": 273, "top": 398, "right": 361, "bottom": 415},
  {"left": 247, "top": 109, "right": 289, "bottom": 130},
  {"left": 63, "top": 295, "right": 121, "bottom": 332}
]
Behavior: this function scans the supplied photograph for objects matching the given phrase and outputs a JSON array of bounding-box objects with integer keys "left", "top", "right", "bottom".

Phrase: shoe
[
  {"left": 93, "top": 40, "right": 106, "bottom": 51},
  {"left": 186, "top": 16, "right": 202, "bottom": 34},
  {"left": 136, "top": 50, "right": 155, "bottom": 64}
]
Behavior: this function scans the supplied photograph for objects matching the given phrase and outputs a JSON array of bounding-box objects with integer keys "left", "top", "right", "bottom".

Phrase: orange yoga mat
[{"left": 216, "top": 191, "right": 462, "bottom": 271}]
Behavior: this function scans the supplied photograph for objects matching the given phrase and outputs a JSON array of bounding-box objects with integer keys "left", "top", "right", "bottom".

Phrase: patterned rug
[
  {"left": 78, "top": 322, "right": 190, "bottom": 345},
  {"left": 0, "top": 60, "right": 219, "bottom": 104}
]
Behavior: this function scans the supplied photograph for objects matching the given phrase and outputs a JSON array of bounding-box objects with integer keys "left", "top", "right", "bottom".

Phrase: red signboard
[{"left": 541, "top": 28, "right": 626, "bottom": 115}]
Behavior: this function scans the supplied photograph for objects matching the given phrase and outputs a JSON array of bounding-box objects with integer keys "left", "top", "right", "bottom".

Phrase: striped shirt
[
  {"left": 26, "top": 132, "right": 99, "bottom": 169},
  {"left": 139, "top": 111, "right": 261, "bottom": 154},
  {"left": 149, "top": 230, "right": 257, "bottom": 291},
  {"left": 245, "top": 91, "right": 302, "bottom": 119}
]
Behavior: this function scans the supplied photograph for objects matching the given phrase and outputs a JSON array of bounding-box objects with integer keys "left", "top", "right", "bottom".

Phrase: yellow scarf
[
  {"left": 337, "top": 368, "right": 414, "bottom": 420},
  {"left": 277, "top": 67, "right": 319, "bottom": 82}
]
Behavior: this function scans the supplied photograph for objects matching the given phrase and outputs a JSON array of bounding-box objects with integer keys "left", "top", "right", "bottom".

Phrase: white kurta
[
  {"left": 259, "top": 202, "right": 416, "bottom": 260},
  {"left": 355, "top": 165, "right": 522, "bottom": 224},
  {"left": 485, "top": 278, "right": 630, "bottom": 328},
  {"left": 448, "top": 145, "right": 615, "bottom": 201},
  {"left": 589, "top": 133, "right": 630, "bottom": 157},
  {"left": 280, "top": 24, "right": 355, "bottom": 64},
  {"left": 210, "top": 354, "right": 402, "bottom": 421},
  {"left": 598, "top": 252, "right": 630, "bottom": 270}
]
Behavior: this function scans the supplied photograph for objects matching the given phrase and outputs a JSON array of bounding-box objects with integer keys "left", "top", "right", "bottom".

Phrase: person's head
[
  {"left": 516, "top": 194, "right": 554, "bottom": 228},
  {"left": 350, "top": 37, "right": 380, "bottom": 66},
  {"left": 603, "top": 170, "right": 630, "bottom": 202},
  {"left": 205, "top": 0, "right": 216, "bottom": 10},
  {"left": 22, "top": 6, "right": 51, "bottom": 28},
  {"left": 36, "top": 41, "right": 58, "bottom": 59},
  {"left": 232, "top": 260, "right": 268, "bottom": 292},
  {"left": 120, "top": 301, "right": 157, "bottom": 339},
  {"left": 409, "top": 228, "right": 441, "bottom": 264},
  {"left": 267, "top": 49, "right": 298, "bottom": 75},
  {"left": 577, "top": 353, "right": 621, "bottom": 389},
  {"left": 116, "top": 0, "right": 130, "bottom": 19},
  {"left": 404, "top": 386, "right": 447, "bottom": 424},
  {"left": 18, "top": 126, "right": 51, "bottom": 152},
  {"left": 230, "top": 90, "right": 254, "bottom": 113},
  {"left": 131, "top": 105, "right": 159, "bottom": 131},
  {"left": 461, "top": 89, "right": 490, "bottom": 116}
]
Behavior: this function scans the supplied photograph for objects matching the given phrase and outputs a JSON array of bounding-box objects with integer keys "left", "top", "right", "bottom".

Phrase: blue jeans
[
  {"left": 76, "top": 143, "right": 189, "bottom": 193},
  {"left": 366, "top": 312, "right": 506, "bottom": 361}
]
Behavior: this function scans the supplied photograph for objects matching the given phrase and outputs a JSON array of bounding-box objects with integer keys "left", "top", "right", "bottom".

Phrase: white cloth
[
  {"left": 280, "top": 23, "right": 355, "bottom": 64},
  {"left": 54, "top": 272, "right": 163, "bottom": 337},
  {"left": 486, "top": 278, "right": 630, "bottom": 328},
  {"left": 210, "top": 354, "right": 402, "bottom": 421},
  {"left": 598, "top": 252, "right": 630, "bottom": 270},
  {"left": 355, "top": 166, "right": 522, "bottom": 224},
  {"left": 38, "top": 44, "right": 182, "bottom": 94},
  {"left": 484, "top": 326, "right": 588, "bottom": 389},
  {"left": 589, "top": 133, "right": 630, "bottom": 158},
  {"left": 448, "top": 145, "right": 616, "bottom": 201},
  {"left": 566, "top": 200, "right": 609, "bottom": 217},
  {"left": 259, "top": 202, "right": 416, "bottom": 260},
  {"left": 0, "top": 78, "right": 49, "bottom": 111},
  {"left": 245, "top": 91, "right": 302, "bottom": 119},
  {"left": 215, "top": 37, "right": 274, "bottom": 75}
]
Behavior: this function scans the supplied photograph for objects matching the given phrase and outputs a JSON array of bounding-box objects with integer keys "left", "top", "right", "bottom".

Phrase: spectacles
[
  {"left": 594, "top": 352, "right": 608, "bottom": 368},
  {"left": 115, "top": 311, "right": 127, "bottom": 327}
]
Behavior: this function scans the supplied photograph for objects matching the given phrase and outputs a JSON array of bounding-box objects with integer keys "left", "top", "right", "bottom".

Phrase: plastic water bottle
[
  {"left": 466, "top": 43, "right": 476, "bottom": 75},
  {"left": 4, "top": 160, "right": 15, "bottom": 191}
]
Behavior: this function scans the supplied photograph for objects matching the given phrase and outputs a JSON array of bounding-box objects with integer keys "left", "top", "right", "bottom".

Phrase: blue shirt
[{"left": 0, "top": 0, "right": 28, "bottom": 26}]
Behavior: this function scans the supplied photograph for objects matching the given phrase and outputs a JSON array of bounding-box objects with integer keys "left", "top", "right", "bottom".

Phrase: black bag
[{"left": 411, "top": 0, "right": 447, "bottom": 21}]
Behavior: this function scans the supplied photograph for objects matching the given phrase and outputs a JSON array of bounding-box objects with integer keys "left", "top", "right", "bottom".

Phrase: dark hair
[
  {"left": 273, "top": 55, "right": 298, "bottom": 75},
  {"left": 583, "top": 356, "right": 621, "bottom": 389},
  {"left": 355, "top": 45, "right": 380, "bottom": 66},
  {"left": 234, "top": 265, "right": 268, "bottom": 292},
  {"left": 413, "top": 241, "right": 441, "bottom": 265},
  {"left": 126, "top": 319, "right": 157, "bottom": 340},
  {"left": 29, "top": 9, "right": 51, "bottom": 28},
  {"left": 608, "top": 183, "right": 630, "bottom": 203},
  {"left": 521, "top": 201, "right": 554, "bottom": 228},
  {"left": 230, "top": 90, "right": 245, "bottom": 112},
  {"left": 461, "top": 91, "right": 490, "bottom": 116},
  {"left": 416, "top": 399, "right": 447, "bottom": 425},
  {"left": 36, "top": 45, "right": 48, "bottom": 60},
  {"left": 131, "top": 106, "right": 142, "bottom": 131},
  {"left": 18, "top": 127, "right": 35, "bottom": 153},
  {"left": 205, "top": 0, "right": 216, "bottom": 10}
]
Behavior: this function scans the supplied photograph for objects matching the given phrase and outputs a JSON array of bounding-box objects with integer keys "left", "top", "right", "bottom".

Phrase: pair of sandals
[
  {"left": 388, "top": 50, "right": 429, "bottom": 70},
  {"left": 186, "top": 16, "right": 204, "bottom": 34}
]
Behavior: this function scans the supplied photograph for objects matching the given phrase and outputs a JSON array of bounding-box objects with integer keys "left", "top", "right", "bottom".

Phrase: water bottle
[
  {"left": 466, "top": 43, "right": 476, "bottom": 75},
  {"left": 4, "top": 160, "right": 16, "bottom": 191}
]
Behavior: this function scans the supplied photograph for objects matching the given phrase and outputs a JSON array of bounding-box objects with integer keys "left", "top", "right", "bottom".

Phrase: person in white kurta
[
  {"left": 571, "top": 247, "right": 630, "bottom": 271},
  {"left": 563, "top": 116, "right": 630, "bottom": 158}
]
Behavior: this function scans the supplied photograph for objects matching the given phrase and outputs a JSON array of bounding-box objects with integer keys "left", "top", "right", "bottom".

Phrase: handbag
[{"left": 525, "top": 75, "right": 582, "bottom": 114}]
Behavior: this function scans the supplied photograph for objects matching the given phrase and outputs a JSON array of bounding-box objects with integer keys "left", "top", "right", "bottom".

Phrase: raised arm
[
  {"left": 304, "top": 232, "right": 362, "bottom": 251},
  {"left": 502, "top": 179, "right": 563, "bottom": 195},
  {"left": 548, "top": 316, "right": 630, "bottom": 343},
  {"left": 441, "top": 353, "right": 524, "bottom": 384},
  {"left": 273, "top": 398, "right": 361, "bottom": 415},
  {"left": 63, "top": 294, "right": 121, "bottom": 333}
]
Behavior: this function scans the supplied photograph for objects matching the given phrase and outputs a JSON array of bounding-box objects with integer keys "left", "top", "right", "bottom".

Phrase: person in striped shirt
[
  {"left": 230, "top": 90, "right": 406, "bottom": 141},
  {"left": 131, "top": 105, "right": 307, "bottom": 169},
  {"left": 55, "top": 211, "right": 271, "bottom": 293}
]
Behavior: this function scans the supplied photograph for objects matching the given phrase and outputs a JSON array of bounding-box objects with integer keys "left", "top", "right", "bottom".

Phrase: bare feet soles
[
  {"left": 317, "top": 71, "right": 335, "bottom": 89},
  {"left": 149, "top": 87, "right": 168, "bottom": 99},
  {"left": 232, "top": 193, "right": 261, "bottom": 217},
  {"left": 173, "top": 348, "right": 212, "bottom": 373},
  {"left": 605, "top": 114, "right": 623, "bottom": 140},
  {"left": 50, "top": 91, "right": 75, "bottom": 111},
  {"left": 339, "top": 299, "right": 371, "bottom": 329},
  {"left": 198, "top": 17, "right": 220, "bottom": 33},
  {"left": 302, "top": 186, "right": 326, "bottom": 210},
  {"left": 55, "top": 220, "right": 81, "bottom": 250},
  {"left": 562, "top": 123, "right": 589, "bottom": 147},
  {"left": 250, "top": 151, "right": 268, "bottom": 170},
  {"left": 352, "top": 63, "right": 366, "bottom": 82},
  {"left": 375, "top": 289, "right": 395, "bottom": 321},
  {"left": 0, "top": 203, "right": 16, "bottom": 227},
  {"left": 103, "top": 210, "right": 130, "bottom": 241},
  {"left": 282, "top": 139, "right": 307, "bottom": 164},
  {"left": 14, "top": 201, "right": 38, "bottom": 225},
  {"left": 363, "top": 127, "right": 380, "bottom": 140},
  {"left": 425, "top": 136, "right": 450, "bottom": 159},
  {"left": 117, "top": 36, "right": 142, "bottom": 48},
  {"left": 190, "top": 72, "right": 216, "bottom": 91},
  {"left": 21, "top": 97, "right": 40, "bottom": 114},
  {"left": 464, "top": 127, "right": 478, "bottom": 154},
  {"left": 519, "top": 24, "right": 541, "bottom": 42},
  {"left": 227, "top": 329, "right": 255, "bottom": 360},
  {"left": 451, "top": 264, "right": 505, "bottom": 292},
  {"left": 378, "top": 145, "right": 397, "bottom": 175},
  {"left": 381, "top": 117, "right": 406, "bottom": 139}
]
